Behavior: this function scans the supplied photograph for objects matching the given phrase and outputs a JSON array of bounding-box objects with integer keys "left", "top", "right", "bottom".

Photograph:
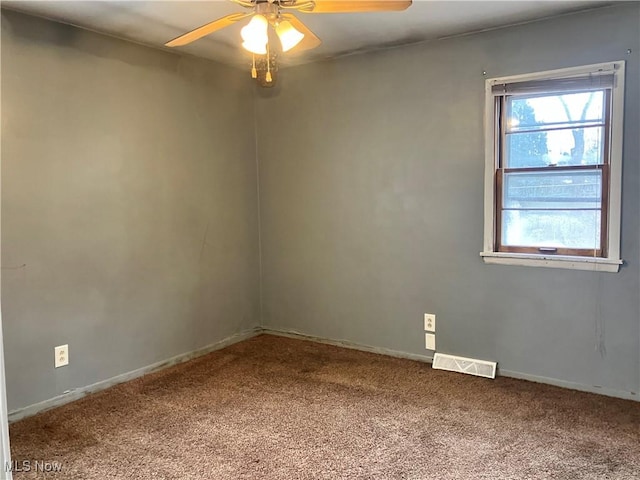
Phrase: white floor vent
[{"left": 432, "top": 353, "right": 497, "bottom": 379}]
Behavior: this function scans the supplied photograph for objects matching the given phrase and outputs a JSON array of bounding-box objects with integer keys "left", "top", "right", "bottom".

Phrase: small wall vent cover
[{"left": 432, "top": 353, "right": 497, "bottom": 379}]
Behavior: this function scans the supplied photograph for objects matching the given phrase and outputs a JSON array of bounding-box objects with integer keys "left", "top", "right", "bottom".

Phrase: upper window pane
[
  {"left": 506, "top": 91, "right": 604, "bottom": 130},
  {"left": 504, "top": 91, "right": 606, "bottom": 168},
  {"left": 505, "top": 126, "right": 604, "bottom": 168}
]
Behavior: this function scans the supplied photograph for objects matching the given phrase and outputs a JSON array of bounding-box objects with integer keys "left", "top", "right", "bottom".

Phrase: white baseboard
[
  {"left": 9, "top": 326, "right": 637, "bottom": 422},
  {"left": 262, "top": 327, "right": 435, "bottom": 364},
  {"left": 498, "top": 368, "right": 638, "bottom": 402},
  {"left": 264, "top": 327, "right": 638, "bottom": 402},
  {"left": 8, "top": 327, "right": 262, "bottom": 423}
]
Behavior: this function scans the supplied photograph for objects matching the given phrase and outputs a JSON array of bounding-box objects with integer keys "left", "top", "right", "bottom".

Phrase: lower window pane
[
  {"left": 502, "top": 209, "right": 601, "bottom": 249},
  {"left": 503, "top": 170, "right": 602, "bottom": 209}
]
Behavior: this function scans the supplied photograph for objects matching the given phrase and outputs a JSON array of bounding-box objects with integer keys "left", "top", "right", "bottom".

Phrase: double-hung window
[{"left": 482, "top": 62, "right": 625, "bottom": 272}]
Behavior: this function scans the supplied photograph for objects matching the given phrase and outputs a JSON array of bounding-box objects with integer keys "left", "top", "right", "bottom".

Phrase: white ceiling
[{"left": 3, "top": 1, "right": 611, "bottom": 68}]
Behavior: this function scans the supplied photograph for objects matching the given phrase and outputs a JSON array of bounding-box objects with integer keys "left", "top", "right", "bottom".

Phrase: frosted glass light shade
[
  {"left": 275, "top": 21, "right": 304, "bottom": 52},
  {"left": 241, "top": 15, "right": 268, "bottom": 54}
]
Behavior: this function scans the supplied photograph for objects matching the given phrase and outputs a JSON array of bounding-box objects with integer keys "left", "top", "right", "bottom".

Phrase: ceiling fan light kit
[{"left": 165, "top": 0, "right": 412, "bottom": 87}]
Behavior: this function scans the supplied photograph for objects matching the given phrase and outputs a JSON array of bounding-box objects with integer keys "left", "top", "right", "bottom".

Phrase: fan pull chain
[
  {"left": 266, "top": 43, "right": 273, "bottom": 83},
  {"left": 251, "top": 54, "right": 257, "bottom": 79}
]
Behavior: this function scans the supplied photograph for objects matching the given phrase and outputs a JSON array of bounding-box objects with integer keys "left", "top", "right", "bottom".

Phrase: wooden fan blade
[
  {"left": 308, "top": 0, "right": 412, "bottom": 13},
  {"left": 165, "top": 12, "right": 251, "bottom": 47},
  {"left": 281, "top": 14, "right": 322, "bottom": 52}
]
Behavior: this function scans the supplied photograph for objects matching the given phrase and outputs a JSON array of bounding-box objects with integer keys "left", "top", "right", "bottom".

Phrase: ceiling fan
[{"left": 165, "top": 0, "right": 412, "bottom": 87}]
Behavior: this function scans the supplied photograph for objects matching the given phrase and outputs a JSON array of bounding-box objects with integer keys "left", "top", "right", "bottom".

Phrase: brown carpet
[{"left": 9, "top": 334, "right": 640, "bottom": 479}]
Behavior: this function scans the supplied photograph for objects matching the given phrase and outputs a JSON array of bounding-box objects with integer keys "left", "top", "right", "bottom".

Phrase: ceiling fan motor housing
[{"left": 255, "top": 1, "right": 280, "bottom": 20}]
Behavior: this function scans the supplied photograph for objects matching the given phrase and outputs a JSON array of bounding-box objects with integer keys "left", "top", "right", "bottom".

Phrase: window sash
[
  {"left": 498, "top": 90, "right": 611, "bottom": 169},
  {"left": 495, "top": 166, "right": 609, "bottom": 257}
]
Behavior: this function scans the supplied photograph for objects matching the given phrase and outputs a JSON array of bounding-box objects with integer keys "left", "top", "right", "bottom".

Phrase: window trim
[{"left": 481, "top": 61, "right": 625, "bottom": 272}]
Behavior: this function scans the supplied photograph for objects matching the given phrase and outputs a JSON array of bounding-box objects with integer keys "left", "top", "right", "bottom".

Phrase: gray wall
[
  {"left": 256, "top": 4, "right": 640, "bottom": 398},
  {"left": 1, "top": 11, "right": 260, "bottom": 411}
]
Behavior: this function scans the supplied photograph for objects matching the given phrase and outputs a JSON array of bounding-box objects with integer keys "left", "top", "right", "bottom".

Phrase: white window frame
[
  {"left": 480, "top": 61, "right": 625, "bottom": 272},
  {"left": 481, "top": 61, "right": 625, "bottom": 273}
]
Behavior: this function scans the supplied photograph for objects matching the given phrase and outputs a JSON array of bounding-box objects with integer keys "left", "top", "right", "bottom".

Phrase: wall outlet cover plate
[
  {"left": 54, "top": 344, "right": 69, "bottom": 368},
  {"left": 424, "top": 313, "right": 436, "bottom": 332}
]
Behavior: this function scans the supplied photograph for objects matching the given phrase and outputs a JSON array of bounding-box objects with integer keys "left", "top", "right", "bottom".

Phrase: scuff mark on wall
[
  {"left": 199, "top": 222, "right": 210, "bottom": 263},
  {"left": 595, "top": 274, "right": 606, "bottom": 358},
  {"left": 0, "top": 264, "right": 26, "bottom": 270}
]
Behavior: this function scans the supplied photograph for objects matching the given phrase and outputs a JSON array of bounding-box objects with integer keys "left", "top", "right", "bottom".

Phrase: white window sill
[{"left": 479, "top": 252, "right": 623, "bottom": 272}]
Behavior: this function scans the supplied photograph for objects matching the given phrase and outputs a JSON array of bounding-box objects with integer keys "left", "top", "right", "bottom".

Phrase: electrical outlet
[
  {"left": 425, "top": 333, "right": 436, "bottom": 351},
  {"left": 54, "top": 344, "right": 69, "bottom": 368},
  {"left": 424, "top": 313, "right": 436, "bottom": 332}
]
